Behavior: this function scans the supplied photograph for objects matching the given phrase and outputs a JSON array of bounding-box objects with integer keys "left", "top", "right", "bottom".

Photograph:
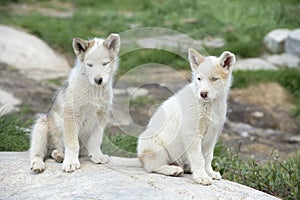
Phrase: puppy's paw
[
  {"left": 62, "top": 159, "right": 80, "bottom": 173},
  {"left": 170, "top": 166, "right": 184, "bottom": 177},
  {"left": 210, "top": 171, "right": 222, "bottom": 180},
  {"left": 30, "top": 159, "right": 45, "bottom": 173},
  {"left": 157, "top": 165, "right": 184, "bottom": 176},
  {"left": 90, "top": 154, "right": 110, "bottom": 164},
  {"left": 193, "top": 175, "right": 212, "bottom": 185},
  {"left": 51, "top": 150, "right": 64, "bottom": 163}
]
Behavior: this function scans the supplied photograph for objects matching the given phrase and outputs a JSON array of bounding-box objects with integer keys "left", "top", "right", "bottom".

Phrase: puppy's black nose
[
  {"left": 94, "top": 77, "right": 103, "bottom": 85},
  {"left": 200, "top": 91, "right": 208, "bottom": 99}
]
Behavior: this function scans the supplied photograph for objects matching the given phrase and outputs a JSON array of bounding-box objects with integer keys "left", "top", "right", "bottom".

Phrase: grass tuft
[
  {"left": 215, "top": 148, "right": 300, "bottom": 200},
  {"left": 0, "top": 114, "right": 30, "bottom": 151}
]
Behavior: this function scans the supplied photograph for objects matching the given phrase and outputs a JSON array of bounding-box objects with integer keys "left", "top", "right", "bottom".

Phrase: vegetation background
[{"left": 0, "top": 0, "right": 299, "bottom": 199}]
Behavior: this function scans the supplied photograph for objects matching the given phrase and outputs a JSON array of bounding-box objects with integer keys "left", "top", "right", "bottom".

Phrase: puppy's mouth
[{"left": 198, "top": 96, "right": 213, "bottom": 103}]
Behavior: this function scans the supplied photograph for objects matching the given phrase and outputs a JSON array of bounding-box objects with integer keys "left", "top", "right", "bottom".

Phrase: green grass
[
  {"left": 119, "top": 49, "right": 188, "bottom": 75},
  {"left": 0, "top": 0, "right": 299, "bottom": 58},
  {"left": 102, "top": 133, "right": 137, "bottom": 158},
  {"left": 215, "top": 148, "right": 300, "bottom": 200},
  {"left": 0, "top": 114, "right": 30, "bottom": 151}
]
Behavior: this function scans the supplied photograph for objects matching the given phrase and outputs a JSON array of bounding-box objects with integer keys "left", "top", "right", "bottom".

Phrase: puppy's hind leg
[
  {"left": 139, "top": 148, "right": 183, "bottom": 177},
  {"left": 30, "top": 115, "right": 49, "bottom": 173}
]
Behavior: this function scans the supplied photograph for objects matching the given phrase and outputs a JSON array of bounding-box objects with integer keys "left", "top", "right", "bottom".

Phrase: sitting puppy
[
  {"left": 137, "top": 48, "right": 235, "bottom": 185},
  {"left": 30, "top": 33, "right": 120, "bottom": 173}
]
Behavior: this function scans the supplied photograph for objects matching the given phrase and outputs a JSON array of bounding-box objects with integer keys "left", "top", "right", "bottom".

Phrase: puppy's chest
[
  {"left": 79, "top": 92, "right": 112, "bottom": 118},
  {"left": 196, "top": 103, "right": 226, "bottom": 135}
]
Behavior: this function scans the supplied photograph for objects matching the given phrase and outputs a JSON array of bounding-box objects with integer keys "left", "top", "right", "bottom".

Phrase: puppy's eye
[
  {"left": 87, "top": 63, "right": 93, "bottom": 67},
  {"left": 197, "top": 77, "right": 201, "bottom": 81},
  {"left": 103, "top": 61, "right": 110, "bottom": 66},
  {"left": 211, "top": 77, "right": 219, "bottom": 81}
]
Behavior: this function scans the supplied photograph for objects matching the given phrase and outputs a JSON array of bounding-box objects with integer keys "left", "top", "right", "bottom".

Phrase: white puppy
[
  {"left": 137, "top": 48, "right": 235, "bottom": 185},
  {"left": 30, "top": 34, "right": 120, "bottom": 173}
]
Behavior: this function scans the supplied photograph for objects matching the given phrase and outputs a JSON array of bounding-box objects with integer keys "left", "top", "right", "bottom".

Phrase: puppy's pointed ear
[
  {"left": 73, "top": 37, "right": 89, "bottom": 57},
  {"left": 219, "top": 51, "right": 236, "bottom": 71},
  {"left": 103, "top": 33, "right": 120, "bottom": 54},
  {"left": 188, "top": 48, "right": 204, "bottom": 70}
]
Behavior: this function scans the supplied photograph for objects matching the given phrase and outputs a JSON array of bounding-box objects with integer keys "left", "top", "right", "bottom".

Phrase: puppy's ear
[
  {"left": 72, "top": 37, "right": 89, "bottom": 57},
  {"left": 103, "top": 33, "right": 120, "bottom": 54},
  {"left": 188, "top": 48, "right": 204, "bottom": 70},
  {"left": 219, "top": 51, "right": 236, "bottom": 71}
]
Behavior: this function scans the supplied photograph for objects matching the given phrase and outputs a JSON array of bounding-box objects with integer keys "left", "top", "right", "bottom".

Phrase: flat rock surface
[{"left": 0, "top": 152, "right": 279, "bottom": 200}]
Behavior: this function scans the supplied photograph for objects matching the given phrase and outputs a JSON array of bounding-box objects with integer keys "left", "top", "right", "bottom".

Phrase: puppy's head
[
  {"left": 72, "top": 33, "right": 120, "bottom": 86},
  {"left": 188, "top": 48, "right": 235, "bottom": 102}
]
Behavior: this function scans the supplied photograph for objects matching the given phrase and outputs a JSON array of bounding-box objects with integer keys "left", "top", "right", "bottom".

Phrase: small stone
[
  {"left": 129, "top": 23, "right": 140, "bottom": 29},
  {"left": 113, "top": 88, "right": 127, "bottom": 95},
  {"left": 285, "top": 29, "right": 300, "bottom": 55},
  {"left": 283, "top": 135, "right": 300, "bottom": 143},
  {"left": 180, "top": 18, "right": 198, "bottom": 24},
  {"left": 263, "top": 29, "right": 290, "bottom": 54},
  {"left": 241, "top": 131, "right": 249, "bottom": 138},
  {"left": 251, "top": 111, "right": 264, "bottom": 118},
  {"left": 203, "top": 36, "right": 226, "bottom": 49},
  {"left": 127, "top": 87, "right": 149, "bottom": 99}
]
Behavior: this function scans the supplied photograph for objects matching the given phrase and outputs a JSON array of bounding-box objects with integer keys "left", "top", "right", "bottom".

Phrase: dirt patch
[
  {"left": 229, "top": 83, "right": 297, "bottom": 131},
  {"left": 230, "top": 82, "right": 293, "bottom": 108},
  {"left": 0, "top": 63, "right": 55, "bottom": 120}
]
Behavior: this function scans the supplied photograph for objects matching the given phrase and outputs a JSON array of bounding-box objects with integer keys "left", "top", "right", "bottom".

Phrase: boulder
[
  {"left": 285, "top": 29, "right": 300, "bottom": 55},
  {"left": 0, "top": 25, "right": 70, "bottom": 81},
  {"left": 263, "top": 29, "right": 290, "bottom": 54},
  {"left": 234, "top": 58, "right": 277, "bottom": 70},
  {"left": 0, "top": 152, "right": 279, "bottom": 200}
]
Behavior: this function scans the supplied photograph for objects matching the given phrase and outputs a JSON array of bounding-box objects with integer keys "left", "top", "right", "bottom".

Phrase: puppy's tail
[{"left": 109, "top": 156, "right": 142, "bottom": 167}]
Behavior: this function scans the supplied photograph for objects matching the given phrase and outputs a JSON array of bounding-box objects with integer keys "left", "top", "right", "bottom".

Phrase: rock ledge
[{"left": 0, "top": 152, "right": 279, "bottom": 200}]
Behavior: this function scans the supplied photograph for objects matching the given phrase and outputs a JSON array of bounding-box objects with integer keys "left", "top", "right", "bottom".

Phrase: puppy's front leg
[
  {"left": 85, "top": 127, "right": 109, "bottom": 164},
  {"left": 188, "top": 135, "right": 212, "bottom": 185},
  {"left": 62, "top": 106, "right": 80, "bottom": 172},
  {"left": 204, "top": 149, "right": 221, "bottom": 180}
]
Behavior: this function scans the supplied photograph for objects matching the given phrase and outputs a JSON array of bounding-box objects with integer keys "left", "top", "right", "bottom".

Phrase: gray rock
[
  {"left": 203, "top": 36, "right": 226, "bottom": 49},
  {"left": 285, "top": 29, "right": 300, "bottom": 55},
  {"left": 263, "top": 29, "right": 290, "bottom": 54},
  {"left": 264, "top": 53, "right": 300, "bottom": 68},
  {"left": 0, "top": 25, "right": 70, "bottom": 81},
  {"left": 234, "top": 58, "right": 277, "bottom": 70},
  {"left": 283, "top": 135, "right": 300, "bottom": 143},
  {"left": 0, "top": 89, "right": 21, "bottom": 116},
  {"left": 0, "top": 152, "right": 279, "bottom": 200},
  {"left": 113, "top": 88, "right": 127, "bottom": 95},
  {"left": 226, "top": 121, "right": 284, "bottom": 138},
  {"left": 137, "top": 34, "right": 203, "bottom": 55},
  {"left": 127, "top": 87, "right": 149, "bottom": 99}
]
